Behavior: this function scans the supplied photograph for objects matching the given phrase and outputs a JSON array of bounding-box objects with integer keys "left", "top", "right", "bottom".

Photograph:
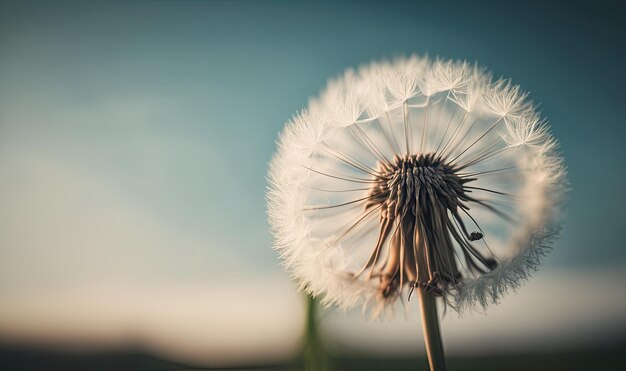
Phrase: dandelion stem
[
  {"left": 303, "top": 294, "right": 331, "bottom": 371},
  {"left": 418, "top": 288, "right": 447, "bottom": 371}
]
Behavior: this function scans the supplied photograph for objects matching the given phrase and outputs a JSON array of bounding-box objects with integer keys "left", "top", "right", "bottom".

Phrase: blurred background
[{"left": 1, "top": 1, "right": 625, "bottom": 370}]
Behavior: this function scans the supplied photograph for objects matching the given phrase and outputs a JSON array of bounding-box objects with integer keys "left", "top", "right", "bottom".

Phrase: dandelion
[{"left": 267, "top": 55, "right": 566, "bottom": 370}]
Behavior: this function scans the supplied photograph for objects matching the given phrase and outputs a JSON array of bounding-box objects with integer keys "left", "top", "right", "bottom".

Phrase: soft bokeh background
[{"left": 1, "top": 0, "right": 625, "bottom": 369}]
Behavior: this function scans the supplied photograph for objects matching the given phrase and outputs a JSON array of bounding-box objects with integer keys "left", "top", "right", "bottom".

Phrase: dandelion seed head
[{"left": 267, "top": 55, "right": 567, "bottom": 317}]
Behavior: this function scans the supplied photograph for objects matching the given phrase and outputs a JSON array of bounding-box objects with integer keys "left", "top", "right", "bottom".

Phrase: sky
[{"left": 0, "top": 0, "right": 625, "bottom": 366}]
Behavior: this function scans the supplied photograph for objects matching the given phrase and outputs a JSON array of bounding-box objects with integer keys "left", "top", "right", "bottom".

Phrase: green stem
[
  {"left": 303, "top": 295, "right": 331, "bottom": 371},
  {"left": 417, "top": 288, "right": 447, "bottom": 371}
]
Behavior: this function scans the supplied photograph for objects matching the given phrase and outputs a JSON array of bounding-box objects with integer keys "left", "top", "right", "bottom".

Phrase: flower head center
[
  {"left": 362, "top": 153, "right": 495, "bottom": 301},
  {"left": 370, "top": 153, "right": 466, "bottom": 221}
]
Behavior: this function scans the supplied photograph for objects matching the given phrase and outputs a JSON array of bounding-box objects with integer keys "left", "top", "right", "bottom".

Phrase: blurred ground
[{"left": 1, "top": 342, "right": 625, "bottom": 371}]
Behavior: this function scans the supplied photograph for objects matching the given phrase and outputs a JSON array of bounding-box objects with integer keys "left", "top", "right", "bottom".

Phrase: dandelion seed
[{"left": 267, "top": 55, "right": 567, "bottom": 370}]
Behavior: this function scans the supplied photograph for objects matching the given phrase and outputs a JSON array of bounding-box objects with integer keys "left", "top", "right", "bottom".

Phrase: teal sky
[{"left": 0, "top": 0, "right": 625, "bottom": 288}]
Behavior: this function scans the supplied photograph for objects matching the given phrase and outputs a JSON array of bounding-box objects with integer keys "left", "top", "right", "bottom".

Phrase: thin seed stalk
[{"left": 418, "top": 287, "right": 447, "bottom": 371}]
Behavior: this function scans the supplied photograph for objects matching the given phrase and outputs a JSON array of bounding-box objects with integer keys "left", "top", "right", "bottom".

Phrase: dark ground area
[{"left": 1, "top": 342, "right": 625, "bottom": 371}]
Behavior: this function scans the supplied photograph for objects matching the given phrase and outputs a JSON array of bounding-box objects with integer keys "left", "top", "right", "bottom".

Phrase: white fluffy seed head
[{"left": 267, "top": 55, "right": 567, "bottom": 318}]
